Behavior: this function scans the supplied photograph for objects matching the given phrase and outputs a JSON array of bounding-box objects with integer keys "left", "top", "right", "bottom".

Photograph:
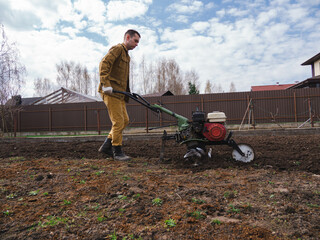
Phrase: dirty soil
[{"left": 1, "top": 135, "right": 320, "bottom": 239}]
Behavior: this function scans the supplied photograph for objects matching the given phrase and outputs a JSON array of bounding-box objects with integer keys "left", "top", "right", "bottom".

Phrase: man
[{"left": 98, "top": 29, "right": 140, "bottom": 161}]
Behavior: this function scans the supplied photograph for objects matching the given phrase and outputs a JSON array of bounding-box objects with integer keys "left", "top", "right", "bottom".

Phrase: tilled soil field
[{"left": 1, "top": 134, "right": 320, "bottom": 239}]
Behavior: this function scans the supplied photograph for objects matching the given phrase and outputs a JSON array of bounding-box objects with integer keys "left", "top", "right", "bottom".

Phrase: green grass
[
  {"left": 211, "top": 219, "right": 222, "bottom": 225},
  {"left": 164, "top": 218, "right": 176, "bottom": 227},
  {"left": 191, "top": 197, "right": 206, "bottom": 204},
  {"left": 37, "top": 216, "right": 69, "bottom": 228},
  {"left": 152, "top": 198, "right": 163, "bottom": 206}
]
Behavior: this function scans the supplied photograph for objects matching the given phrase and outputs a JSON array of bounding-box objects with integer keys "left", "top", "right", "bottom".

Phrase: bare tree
[
  {"left": 56, "top": 60, "right": 92, "bottom": 95},
  {"left": 204, "top": 80, "right": 212, "bottom": 93},
  {"left": 82, "top": 67, "right": 91, "bottom": 95},
  {"left": 56, "top": 60, "right": 74, "bottom": 89},
  {"left": 92, "top": 67, "right": 99, "bottom": 97},
  {"left": 229, "top": 82, "right": 236, "bottom": 92},
  {"left": 212, "top": 83, "right": 223, "bottom": 93},
  {"left": 137, "top": 57, "right": 199, "bottom": 95},
  {"left": 153, "top": 58, "right": 186, "bottom": 95},
  {"left": 167, "top": 59, "right": 185, "bottom": 95},
  {"left": 0, "top": 24, "right": 26, "bottom": 135},
  {"left": 33, "top": 78, "right": 54, "bottom": 97},
  {"left": 185, "top": 70, "right": 200, "bottom": 93},
  {"left": 139, "top": 55, "right": 149, "bottom": 94},
  {"left": 155, "top": 58, "right": 168, "bottom": 93},
  {"left": 129, "top": 57, "right": 137, "bottom": 93}
]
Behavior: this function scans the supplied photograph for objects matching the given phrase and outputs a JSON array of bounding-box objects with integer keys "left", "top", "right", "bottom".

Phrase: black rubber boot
[
  {"left": 113, "top": 146, "right": 131, "bottom": 161},
  {"left": 98, "top": 138, "right": 113, "bottom": 156}
]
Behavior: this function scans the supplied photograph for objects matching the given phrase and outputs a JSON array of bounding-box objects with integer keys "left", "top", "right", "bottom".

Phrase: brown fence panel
[{"left": 7, "top": 88, "right": 320, "bottom": 134}]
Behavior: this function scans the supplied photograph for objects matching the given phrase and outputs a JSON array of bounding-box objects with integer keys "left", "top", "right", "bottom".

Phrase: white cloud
[
  {"left": 5, "top": 27, "right": 106, "bottom": 97},
  {"left": 167, "top": 0, "right": 204, "bottom": 14},
  {"left": 8, "top": 0, "right": 71, "bottom": 29},
  {"left": 226, "top": 8, "right": 249, "bottom": 17},
  {"left": 106, "top": 0, "right": 151, "bottom": 21},
  {"left": 74, "top": 0, "right": 106, "bottom": 23},
  {"left": 1, "top": 0, "right": 319, "bottom": 96},
  {"left": 191, "top": 21, "right": 210, "bottom": 33}
]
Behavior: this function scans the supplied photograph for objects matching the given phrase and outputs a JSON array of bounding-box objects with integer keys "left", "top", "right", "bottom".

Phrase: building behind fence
[{"left": 3, "top": 88, "right": 320, "bottom": 134}]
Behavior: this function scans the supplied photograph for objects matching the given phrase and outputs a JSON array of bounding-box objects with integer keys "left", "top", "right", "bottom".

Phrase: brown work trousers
[{"left": 102, "top": 94, "right": 129, "bottom": 146}]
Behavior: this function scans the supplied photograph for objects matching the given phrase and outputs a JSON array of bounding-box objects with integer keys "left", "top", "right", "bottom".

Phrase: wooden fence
[{"left": 3, "top": 88, "right": 320, "bottom": 134}]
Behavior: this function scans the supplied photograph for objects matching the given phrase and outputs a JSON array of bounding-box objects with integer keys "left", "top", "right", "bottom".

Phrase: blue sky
[{"left": 1, "top": 0, "right": 320, "bottom": 97}]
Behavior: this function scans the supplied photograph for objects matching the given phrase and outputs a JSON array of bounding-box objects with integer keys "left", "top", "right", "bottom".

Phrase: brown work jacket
[{"left": 98, "top": 43, "right": 130, "bottom": 101}]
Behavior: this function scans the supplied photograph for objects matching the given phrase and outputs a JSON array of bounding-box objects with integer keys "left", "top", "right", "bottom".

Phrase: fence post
[
  {"left": 146, "top": 108, "right": 149, "bottom": 133},
  {"left": 201, "top": 95, "right": 204, "bottom": 111},
  {"left": 97, "top": 110, "right": 101, "bottom": 135},
  {"left": 293, "top": 92, "right": 297, "bottom": 123},
  {"left": 308, "top": 98, "right": 314, "bottom": 127},
  {"left": 13, "top": 111, "right": 17, "bottom": 137},
  {"left": 84, "top": 105, "right": 87, "bottom": 131},
  {"left": 18, "top": 110, "right": 21, "bottom": 132},
  {"left": 49, "top": 107, "right": 52, "bottom": 131}
]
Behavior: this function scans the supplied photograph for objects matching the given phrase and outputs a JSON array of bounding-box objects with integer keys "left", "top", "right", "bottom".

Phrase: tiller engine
[{"left": 113, "top": 90, "right": 255, "bottom": 163}]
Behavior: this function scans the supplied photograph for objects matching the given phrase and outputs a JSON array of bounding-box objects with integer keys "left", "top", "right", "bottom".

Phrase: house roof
[
  {"left": 251, "top": 84, "right": 295, "bottom": 91},
  {"left": 32, "top": 87, "right": 99, "bottom": 105},
  {"left": 301, "top": 52, "right": 320, "bottom": 65},
  {"left": 287, "top": 75, "right": 320, "bottom": 89},
  {"left": 142, "top": 90, "right": 174, "bottom": 97},
  {"left": 21, "top": 97, "right": 42, "bottom": 105}
]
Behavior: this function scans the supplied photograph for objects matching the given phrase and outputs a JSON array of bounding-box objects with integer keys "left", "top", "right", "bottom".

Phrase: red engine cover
[{"left": 203, "top": 123, "right": 226, "bottom": 141}]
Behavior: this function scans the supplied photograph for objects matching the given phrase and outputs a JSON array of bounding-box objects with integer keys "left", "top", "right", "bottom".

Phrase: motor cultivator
[{"left": 113, "top": 90, "right": 255, "bottom": 163}]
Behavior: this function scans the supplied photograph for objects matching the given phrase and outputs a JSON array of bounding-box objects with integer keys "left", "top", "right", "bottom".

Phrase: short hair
[{"left": 125, "top": 29, "right": 141, "bottom": 38}]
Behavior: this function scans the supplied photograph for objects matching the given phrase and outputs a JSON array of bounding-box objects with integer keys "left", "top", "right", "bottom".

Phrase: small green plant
[
  {"left": 63, "top": 200, "right": 72, "bottom": 205},
  {"left": 307, "top": 203, "right": 320, "bottom": 208},
  {"left": 152, "top": 198, "right": 163, "bottom": 206},
  {"left": 9, "top": 156, "right": 25, "bottom": 161},
  {"left": 79, "top": 180, "right": 86, "bottom": 184},
  {"left": 43, "top": 192, "right": 49, "bottom": 196},
  {"left": 223, "top": 190, "right": 238, "bottom": 199},
  {"left": 118, "top": 195, "right": 128, "bottom": 200},
  {"left": 109, "top": 230, "right": 118, "bottom": 240},
  {"left": 133, "top": 194, "right": 141, "bottom": 199},
  {"left": 6, "top": 193, "right": 17, "bottom": 199},
  {"left": 67, "top": 168, "right": 71, "bottom": 173},
  {"left": 113, "top": 170, "right": 121, "bottom": 175},
  {"left": 118, "top": 208, "right": 126, "bottom": 213},
  {"left": 243, "top": 202, "right": 252, "bottom": 210},
  {"left": 188, "top": 210, "right": 206, "bottom": 219},
  {"left": 90, "top": 165, "right": 99, "bottom": 170},
  {"left": 211, "top": 219, "right": 222, "bottom": 225},
  {"left": 93, "top": 203, "right": 100, "bottom": 211},
  {"left": 95, "top": 170, "right": 105, "bottom": 176},
  {"left": 124, "top": 234, "right": 142, "bottom": 240},
  {"left": 29, "top": 190, "right": 40, "bottom": 196},
  {"left": 164, "top": 218, "right": 176, "bottom": 227},
  {"left": 122, "top": 175, "right": 130, "bottom": 181},
  {"left": 191, "top": 198, "right": 206, "bottom": 204},
  {"left": 228, "top": 204, "right": 240, "bottom": 213},
  {"left": 38, "top": 215, "right": 69, "bottom": 228},
  {"left": 97, "top": 215, "right": 107, "bottom": 222},
  {"left": 3, "top": 210, "right": 12, "bottom": 216}
]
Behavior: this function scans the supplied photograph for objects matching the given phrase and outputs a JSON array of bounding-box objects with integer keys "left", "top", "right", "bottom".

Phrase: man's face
[{"left": 125, "top": 33, "right": 140, "bottom": 50}]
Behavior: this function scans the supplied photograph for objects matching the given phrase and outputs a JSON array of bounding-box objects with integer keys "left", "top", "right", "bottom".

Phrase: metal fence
[{"left": 5, "top": 88, "right": 320, "bottom": 134}]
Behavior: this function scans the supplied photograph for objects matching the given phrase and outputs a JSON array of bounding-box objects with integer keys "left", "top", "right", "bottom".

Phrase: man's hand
[{"left": 102, "top": 86, "right": 113, "bottom": 95}]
